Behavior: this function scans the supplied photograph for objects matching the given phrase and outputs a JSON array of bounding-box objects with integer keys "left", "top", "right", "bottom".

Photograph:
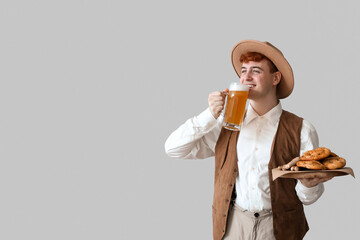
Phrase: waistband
[{"left": 232, "top": 203, "right": 272, "bottom": 219}]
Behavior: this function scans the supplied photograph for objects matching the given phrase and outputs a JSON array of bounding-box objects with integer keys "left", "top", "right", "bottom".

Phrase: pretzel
[
  {"left": 300, "top": 147, "right": 331, "bottom": 161},
  {"left": 277, "top": 157, "right": 300, "bottom": 170},
  {"left": 290, "top": 165, "right": 300, "bottom": 171},
  {"left": 276, "top": 148, "right": 347, "bottom": 171},
  {"left": 322, "top": 157, "right": 346, "bottom": 170},
  {"left": 296, "top": 160, "right": 327, "bottom": 170}
]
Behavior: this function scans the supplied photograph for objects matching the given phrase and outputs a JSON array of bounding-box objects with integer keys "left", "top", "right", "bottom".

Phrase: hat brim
[{"left": 231, "top": 40, "right": 294, "bottom": 99}]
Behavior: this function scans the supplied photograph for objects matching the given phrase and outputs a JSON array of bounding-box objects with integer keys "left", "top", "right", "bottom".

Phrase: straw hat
[{"left": 231, "top": 39, "right": 294, "bottom": 99}]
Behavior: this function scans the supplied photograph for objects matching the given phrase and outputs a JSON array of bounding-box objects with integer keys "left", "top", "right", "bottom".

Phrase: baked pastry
[
  {"left": 277, "top": 147, "right": 347, "bottom": 172},
  {"left": 322, "top": 157, "right": 346, "bottom": 170},
  {"left": 277, "top": 157, "right": 300, "bottom": 170},
  {"left": 300, "top": 147, "right": 331, "bottom": 161},
  {"left": 296, "top": 160, "right": 327, "bottom": 170},
  {"left": 329, "top": 152, "right": 339, "bottom": 157}
]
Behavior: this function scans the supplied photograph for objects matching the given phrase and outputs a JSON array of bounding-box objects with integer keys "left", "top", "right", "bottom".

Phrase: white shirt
[{"left": 165, "top": 102, "right": 324, "bottom": 211}]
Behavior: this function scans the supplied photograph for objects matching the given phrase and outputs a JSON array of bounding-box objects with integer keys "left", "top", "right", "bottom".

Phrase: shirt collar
[{"left": 244, "top": 102, "right": 283, "bottom": 126}]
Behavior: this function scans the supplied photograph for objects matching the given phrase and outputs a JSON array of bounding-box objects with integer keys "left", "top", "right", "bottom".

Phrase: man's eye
[
  {"left": 253, "top": 70, "right": 260, "bottom": 73},
  {"left": 241, "top": 70, "right": 246, "bottom": 74}
]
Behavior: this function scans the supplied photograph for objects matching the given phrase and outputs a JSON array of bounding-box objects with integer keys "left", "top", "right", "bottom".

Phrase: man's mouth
[{"left": 247, "top": 84, "right": 255, "bottom": 89}]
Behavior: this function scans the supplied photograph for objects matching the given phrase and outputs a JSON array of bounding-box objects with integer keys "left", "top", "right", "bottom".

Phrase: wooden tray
[{"left": 272, "top": 167, "right": 355, "bottom": 181}]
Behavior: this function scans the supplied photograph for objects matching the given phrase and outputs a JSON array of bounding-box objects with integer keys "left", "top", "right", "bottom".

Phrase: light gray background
[{"left": 0, "top": 0, "right": 359, "bottom": 239}]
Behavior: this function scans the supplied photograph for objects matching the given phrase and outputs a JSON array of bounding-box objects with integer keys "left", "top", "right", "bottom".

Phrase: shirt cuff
[
  {"left": 296, "top": 181, "right": 324, "bottom": 205},
  {"left": 196, "top": 108, "right": 221, "bottom": 131},
  {"left": 297, "top": 181, "right": 324, "bottom": 195}
]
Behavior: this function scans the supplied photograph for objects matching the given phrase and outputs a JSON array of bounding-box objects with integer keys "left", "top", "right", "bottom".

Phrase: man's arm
[
  {"left": 164, "top": 108, "right": 222, "bottom": 159},
  {"left": 295, "top": 119, "right": 330, "bottom": 204},
  {"left": 164, "top": 90, "right": 227, "bottom": 159}
]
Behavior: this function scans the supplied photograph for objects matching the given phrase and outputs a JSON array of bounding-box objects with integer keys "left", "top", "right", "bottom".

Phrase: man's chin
[{"left": 247, "top": 93, "right": 255, "bottom": 100}]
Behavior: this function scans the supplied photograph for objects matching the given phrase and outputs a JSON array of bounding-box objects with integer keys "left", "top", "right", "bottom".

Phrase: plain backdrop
[{"left": 0, "top": 0, "right": 359, "bottom": 239}]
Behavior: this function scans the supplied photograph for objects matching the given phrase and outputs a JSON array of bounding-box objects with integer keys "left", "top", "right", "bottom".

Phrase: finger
[
  {"left": 215, "top": 106, "right": 224, "bottom": 113},
  {"left": 210, "top": 101, "right": 225, "bottom": 108},
  {"left": 221, "top": 89, "right": 229, "bottom": 97},
  {"left": 319, "top": 177, "right": 333, "bottom": 182},
  {"left": 209, "top": 99, "right": 225, "bottom": 106},
  {"left": 208, "top": 96, "right": 225, "bottom": 105},
  {"left": 209, "top": 96, "right": 225, "bottom": 102},
  {"left": 210, "top": 103, "right": 224, "bottom": 110},
  {"left": 298, "top": 178, "right": 314, "bottom": 181},
  {"left": 209, "top": 97, "right": 226, "bottom": 104},
  {"left": 209, "top": 91, "right": 223, "bottom": 98}
]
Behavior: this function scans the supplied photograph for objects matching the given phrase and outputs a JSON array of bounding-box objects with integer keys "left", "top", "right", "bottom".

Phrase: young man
[{"left": 165, "top": 40, "right": 332, "bottom": 240}]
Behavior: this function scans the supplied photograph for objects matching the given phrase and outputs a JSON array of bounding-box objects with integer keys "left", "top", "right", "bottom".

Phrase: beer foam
[{"left": 229, "top": 82, "right": 249, "bottom": 91}]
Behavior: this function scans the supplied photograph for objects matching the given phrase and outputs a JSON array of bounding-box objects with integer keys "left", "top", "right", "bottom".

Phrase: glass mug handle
[{"left": 220, "top": 91, "right": 228, "bottom": 117}]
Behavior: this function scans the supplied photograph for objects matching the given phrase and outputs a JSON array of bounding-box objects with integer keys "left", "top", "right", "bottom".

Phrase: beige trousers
[{"left": 222, "top": 204, "right": 276, "bottom": 240}]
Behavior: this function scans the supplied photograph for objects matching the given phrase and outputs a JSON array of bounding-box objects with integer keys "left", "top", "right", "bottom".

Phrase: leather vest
[{"left": 213, "top": 110, "right": 308, "bottom": 240}]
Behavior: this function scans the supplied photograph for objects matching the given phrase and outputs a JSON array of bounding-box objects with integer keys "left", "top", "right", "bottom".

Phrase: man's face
[{"left": 239, "top": 59, "right": 280, "bottom": 101}]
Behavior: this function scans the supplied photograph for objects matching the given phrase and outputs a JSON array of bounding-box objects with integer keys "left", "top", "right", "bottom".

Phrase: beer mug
[{"left": 223, "top": 82, "right": 249, "bottom": 131}]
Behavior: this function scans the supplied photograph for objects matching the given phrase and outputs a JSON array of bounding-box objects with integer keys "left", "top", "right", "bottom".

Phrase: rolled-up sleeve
[
  {"left": 164, "top": 108, "right": 223, "bottom": 159},
  {"left": 296, "top": 182, "right": 324, "bottom": 205},
  {"left": 296, "top": 119, "right": 325, "bottom": 204}
]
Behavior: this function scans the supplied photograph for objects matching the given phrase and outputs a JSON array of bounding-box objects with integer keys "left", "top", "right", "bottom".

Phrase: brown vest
[{"left": 213, "top": 110, "right": 308, "bottom": 240}]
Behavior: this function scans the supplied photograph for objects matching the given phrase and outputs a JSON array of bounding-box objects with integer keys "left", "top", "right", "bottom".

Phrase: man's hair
[{"left": 240, "top": 52, "right": 278, "bottom": 73}]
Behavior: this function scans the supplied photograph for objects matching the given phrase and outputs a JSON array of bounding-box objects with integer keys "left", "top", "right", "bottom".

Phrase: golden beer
[{"left": 223, "top": 82, "right": 249, "bottom": 131}]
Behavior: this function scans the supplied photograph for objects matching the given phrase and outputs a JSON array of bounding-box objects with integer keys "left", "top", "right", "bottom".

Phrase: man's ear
[{"left": 273, "top": 71, "right": 281, "bottom": 86}]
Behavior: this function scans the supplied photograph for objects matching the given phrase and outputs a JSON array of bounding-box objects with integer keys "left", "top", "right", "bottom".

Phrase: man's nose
[{"left": 241, "top": 71, "right": 252, "bottom": 81}]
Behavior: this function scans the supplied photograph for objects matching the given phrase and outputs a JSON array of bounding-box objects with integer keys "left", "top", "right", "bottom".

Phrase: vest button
[
  {"left": 223, "top": 214, "right": 226, "bottom": 217},
  {"left": 234, "top": 169, "right": 237, "bottom": 172},
  {"left": 229, "top": 184, "right": 233, "bottom": 187},
  {"left": 225, "top": 199, "right": 229, "bottom": 203}
]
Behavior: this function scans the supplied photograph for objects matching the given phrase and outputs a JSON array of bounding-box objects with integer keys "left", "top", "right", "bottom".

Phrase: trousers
[{"left": 222, "top": 204, "right": 276, "bottom": 240}]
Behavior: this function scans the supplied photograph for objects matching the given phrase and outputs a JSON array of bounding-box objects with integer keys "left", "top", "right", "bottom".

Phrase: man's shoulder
[
  {"left": 282, "top": 110, "right": 315, "bottom": 127},
  {"left": 281, "top": 109, "right": 303, "bottom": 121}
]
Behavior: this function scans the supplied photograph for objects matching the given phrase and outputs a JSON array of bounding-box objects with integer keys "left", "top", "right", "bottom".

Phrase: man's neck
[{"left": 249, "top": 97, "right": 279, "bottom": 116}]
